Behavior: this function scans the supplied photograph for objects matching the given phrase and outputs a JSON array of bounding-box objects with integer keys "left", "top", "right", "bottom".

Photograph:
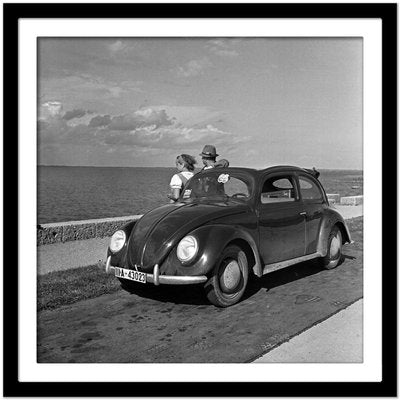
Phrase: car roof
[
  {"left": 259, "top": 165, "right": 317, "bottom": 175},
  {"left": 202, "top": 165, "right": 318, "bottom": 178}
]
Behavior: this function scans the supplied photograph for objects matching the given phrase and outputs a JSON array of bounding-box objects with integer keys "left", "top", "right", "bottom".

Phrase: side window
[
  {"left": 299, "top": 176, "right": 323, "bottom": 201},
  {"left": 261, "top": 176, "right": 296, "bottom": 204}
]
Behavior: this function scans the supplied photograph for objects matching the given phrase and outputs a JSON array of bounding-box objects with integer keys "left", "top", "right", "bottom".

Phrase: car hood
[{"left": 127, "top": 200, "right": 249, "bottom": 270}]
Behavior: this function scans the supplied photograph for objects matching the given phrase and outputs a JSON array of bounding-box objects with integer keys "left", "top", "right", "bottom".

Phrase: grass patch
[
  {"left": 38, "top": 216, "right": 363, "bottom": 311},
  {"left": 346, "top": 216, "right": 363, "bottom": 232},
  {"left": 344, "top": 216, "right": 363, "bottom": 250},
  {"left": 37, "top": 264, "right": 121, "bottom": 311}
]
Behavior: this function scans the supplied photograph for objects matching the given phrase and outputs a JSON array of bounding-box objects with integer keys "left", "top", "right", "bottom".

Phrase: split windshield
[{"left": 181, "top": 171, "right": 252, "bottom": 201}]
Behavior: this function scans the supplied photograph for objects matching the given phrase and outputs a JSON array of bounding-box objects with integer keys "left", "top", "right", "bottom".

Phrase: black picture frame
[{"left": 3, "top": 2, "right": 397, "bottom": 397}]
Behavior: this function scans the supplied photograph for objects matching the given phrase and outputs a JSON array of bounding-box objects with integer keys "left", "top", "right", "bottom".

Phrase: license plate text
[{"left": 115, "top": 267, "right": 146, "bottom": 284}]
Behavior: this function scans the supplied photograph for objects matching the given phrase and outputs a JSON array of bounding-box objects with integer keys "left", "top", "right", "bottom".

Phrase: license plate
[{"left": 115, "top": 267, "right": 146, "bottom": 284}]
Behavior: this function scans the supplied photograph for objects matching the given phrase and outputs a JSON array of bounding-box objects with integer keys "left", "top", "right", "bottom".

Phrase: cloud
[
  {"left": 41, "top": 73, "right": 143, "bottom": 109},
  {"left": 152, "top": 105, "right": 225, "bottom": 126},
  {"left": 134, "top": 109, "right": 173, "bottom": 127},
  {"left": 38, "top": 103, "right": 242, "bottom": 158},
  {"left": 109, "top": 40, "right": 127, "bottom": 53},
  {"left": 108, "top": 115, "right": 139, "bottom": 131},
  {"left": 63, "top": 109, "right": 87, "bottom": 120},
  {"left": 40, "top": 101, "right": 63, "bottom": 118},
  {"left": 108, "top": 109, "right": 173, "bottom": 131},
  {"left": 103, "top": 124, "right": 234, "bottom": 149},
  {"left": 207, "top": 39, "right": 239, "bottom": 57},
  {"left": 108, "top": 40, "right": 140, "bottom": 57},
  {"left": 176, "top": 58, "right": 212, "bottom": 78},
  {"left": 108, "top": 87, "right": 124, "bottom": 98},
  {"left": 89, "top": 115, "right": 112, "bottom": 127}
]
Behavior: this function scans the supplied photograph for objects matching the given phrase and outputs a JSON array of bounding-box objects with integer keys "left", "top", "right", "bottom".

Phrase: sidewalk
[
  {"left": 38, "top": 237, "right": 110, "bottom": 275},
  {"left": 253, "top": 299, "right": 363, "bottom": 363}
]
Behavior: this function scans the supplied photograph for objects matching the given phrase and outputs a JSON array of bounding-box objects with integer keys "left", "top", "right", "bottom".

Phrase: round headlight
[
  {"left": 110, "top": 230, "right": 126, "bottom": 253},
  {"left": 177, "top": 235, "right": 198, "bottom": 263}
]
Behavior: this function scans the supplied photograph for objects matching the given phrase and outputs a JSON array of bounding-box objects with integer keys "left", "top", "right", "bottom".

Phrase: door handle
[{"left": 299, "top": 212, "right": 307, "bottom": 216}]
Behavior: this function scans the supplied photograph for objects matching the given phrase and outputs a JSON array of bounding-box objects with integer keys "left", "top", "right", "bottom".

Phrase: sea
[{"left": 37, "top": 166, "right": 363, "bottom": 224}]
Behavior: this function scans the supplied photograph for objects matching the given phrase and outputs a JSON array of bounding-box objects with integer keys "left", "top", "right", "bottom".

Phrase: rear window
[
  {"left": 299, "top": 176, "right": 323, "bottom": 201},
  {"left": 261, "top": 176, "right": 297, "bottom": 204}
]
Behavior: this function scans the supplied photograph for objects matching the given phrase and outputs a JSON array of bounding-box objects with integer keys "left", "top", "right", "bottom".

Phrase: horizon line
[{"left": 38, "top": 164, "right": 363, "bottom": 171}]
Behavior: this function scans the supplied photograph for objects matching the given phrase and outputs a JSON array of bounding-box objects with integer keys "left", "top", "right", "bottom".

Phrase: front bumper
[{"left": 105, "top": 256, "right": 207, "bottom": 285}]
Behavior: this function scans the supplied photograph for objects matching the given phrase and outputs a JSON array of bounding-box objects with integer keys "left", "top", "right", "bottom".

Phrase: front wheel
[
  {"left": 204, "top": 245, "right": 249, "bottom": 307},
  {"left": 321, "top": 225, "right": 343, "bottom": 269}
]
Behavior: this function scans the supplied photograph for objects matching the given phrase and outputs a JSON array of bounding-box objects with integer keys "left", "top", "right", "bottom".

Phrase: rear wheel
[
  {"left": 321, "top": 225, "right": 343, "bottom": 269},
  {"left": 204, "top": 245, "right": 249, "bottom": 307}
]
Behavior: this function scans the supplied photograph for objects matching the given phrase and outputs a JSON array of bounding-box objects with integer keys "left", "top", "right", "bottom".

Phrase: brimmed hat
[{"left": 200, "top": 144, "right": 219, "bottom": 158}]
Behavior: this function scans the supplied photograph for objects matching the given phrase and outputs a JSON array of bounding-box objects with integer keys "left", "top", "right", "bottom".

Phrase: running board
[{"left": 263, "top": 252, "right": 321, "bottom": 275}]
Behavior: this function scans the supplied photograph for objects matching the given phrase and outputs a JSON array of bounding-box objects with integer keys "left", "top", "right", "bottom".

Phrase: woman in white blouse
[{"left": 168, "top": 154, "right": 196, "bottom": 202}]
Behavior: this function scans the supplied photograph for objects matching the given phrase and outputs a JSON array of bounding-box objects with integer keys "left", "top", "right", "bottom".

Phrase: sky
[{"left": 38, "top": 37, "right": 362, "bottom": 169}]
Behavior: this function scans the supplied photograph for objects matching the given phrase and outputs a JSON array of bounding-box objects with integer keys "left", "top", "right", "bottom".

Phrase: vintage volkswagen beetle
[{"left": 105, "top": 166, "right": 352, "bottom": 307}]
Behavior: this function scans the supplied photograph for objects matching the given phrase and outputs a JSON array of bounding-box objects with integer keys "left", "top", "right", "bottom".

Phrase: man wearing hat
[
  {"left": 199, "top": 145, "right": 229, "bottom": 170},
  {"left": 200, "top": 144, "right": 218, "bottom": 170}
]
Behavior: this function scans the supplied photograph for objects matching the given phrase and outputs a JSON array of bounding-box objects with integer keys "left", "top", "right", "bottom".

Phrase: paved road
[{"left": 38, "top": 224, "right": 363, "bottom": 363}]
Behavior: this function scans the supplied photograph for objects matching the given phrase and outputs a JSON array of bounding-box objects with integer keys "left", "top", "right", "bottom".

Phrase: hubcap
[
  {"left": 330, "top": 233, "right": 341, "bottom": 259},
  {"left": 220, "top": 260, "right": 241, "bottom": 292}
]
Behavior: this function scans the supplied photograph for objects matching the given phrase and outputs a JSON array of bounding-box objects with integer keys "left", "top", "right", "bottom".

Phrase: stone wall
[
  {"left": 340, "top": 195, "right": 363, "bottom": 206},
  {"left": 37, "top": 215, "right": 142, "bottom": 246},
  {"left": 327, "top": 194, "right": 363, "bottom": 206}
]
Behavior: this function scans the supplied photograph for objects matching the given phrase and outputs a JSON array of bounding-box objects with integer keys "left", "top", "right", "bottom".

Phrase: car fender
[
  {"left": 316, "top": 208, "right": 352, "bottom": 257},
  {"left": 107, "top": 219, "right": 139, "bottom": 266},
  {"left": 160, "top": 224, "right": 263, "bottom": 277}
]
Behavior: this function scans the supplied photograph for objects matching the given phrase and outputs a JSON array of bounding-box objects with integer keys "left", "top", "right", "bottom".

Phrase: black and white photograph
[
  {"left": 36, "top": 36, "right": 364, "bottom": 364},
  {"left": 4, "top": 2, "right": 396, "bottom": 397}
]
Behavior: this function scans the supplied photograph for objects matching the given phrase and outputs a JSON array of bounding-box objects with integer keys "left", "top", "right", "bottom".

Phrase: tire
[
  {"left": 321, "top": 225, "right": 343, "bottom": 269},
  {"left": 204, "top": 245, "right": 249, "bottom": 307}
]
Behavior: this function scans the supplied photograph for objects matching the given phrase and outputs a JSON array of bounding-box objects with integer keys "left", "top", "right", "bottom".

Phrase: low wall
[
  {"left": 340, "top": 195, "right": 363, "bottom": 206},
  {"left": 327, "top": 194, "right": 363, "bottom": 206},
  {"left": 37, "top": 215, "right": 142, "bottom": 246},
  {"left": 37, "top": 194, "right": 364, "bottom": 246}
]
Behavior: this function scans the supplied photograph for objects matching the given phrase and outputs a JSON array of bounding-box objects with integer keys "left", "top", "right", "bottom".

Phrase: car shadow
[
  {"left": 243, "top": 258, "right": 335, "bottom": 301},
  {"left": 121, "top": 282, "right": 210, "bottom": 306},
  {"left": 121, "top": 253, "right": 356, "bottom": 307},
  {"left": 343, "top": 254, "right": 356, "bottom": 261}
]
